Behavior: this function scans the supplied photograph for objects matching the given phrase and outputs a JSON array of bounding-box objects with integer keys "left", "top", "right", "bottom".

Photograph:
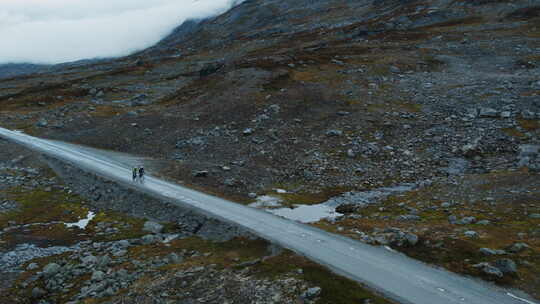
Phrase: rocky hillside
[{"left": 0, "top": 0, "right": 539, "bottom": 301}]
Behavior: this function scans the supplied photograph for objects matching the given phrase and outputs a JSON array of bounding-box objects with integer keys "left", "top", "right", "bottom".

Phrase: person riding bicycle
[
  {"left": 138, "top": 166, "right": 145, "bottom": 182},
  {"left": 132, "top": 167, "right": 138, "bottom": 181}
]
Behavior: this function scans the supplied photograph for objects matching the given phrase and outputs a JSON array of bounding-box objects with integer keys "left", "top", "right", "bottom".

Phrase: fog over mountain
[{"left": 0, "top": 0, "right": 242, "bottom": 64}]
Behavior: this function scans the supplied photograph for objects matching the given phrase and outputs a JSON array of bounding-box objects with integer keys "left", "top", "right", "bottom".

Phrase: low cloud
[{"left": 0, "top": 0, "right": 241, "bottom": 64}]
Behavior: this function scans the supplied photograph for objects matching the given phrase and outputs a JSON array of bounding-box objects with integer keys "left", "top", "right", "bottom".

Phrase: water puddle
[
  {"left": 268, "top": 203, "right": 343, "bottom": 223},
  {"left": 252, "top": 183, "right": 420, "bottom": 223},
  {"left": 64, "top": 211, "right": 95, "bottom": 229}
]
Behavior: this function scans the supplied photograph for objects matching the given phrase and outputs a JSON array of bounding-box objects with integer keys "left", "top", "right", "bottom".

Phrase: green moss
[{"left": 0, "top": 188, "right": 88, "bottom": 229}]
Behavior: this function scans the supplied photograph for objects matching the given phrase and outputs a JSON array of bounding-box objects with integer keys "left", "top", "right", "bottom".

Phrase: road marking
[{"left": 507, "top": 293, "right": 538, "bottom": 304}]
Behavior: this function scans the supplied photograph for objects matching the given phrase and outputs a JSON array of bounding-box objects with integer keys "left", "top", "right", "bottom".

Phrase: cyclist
[
  {"left": 138, "top": 166, "right": 145, "bottom": 182},
  {"left": 132, "top": 167, "right": 138, "bottom": 182}
]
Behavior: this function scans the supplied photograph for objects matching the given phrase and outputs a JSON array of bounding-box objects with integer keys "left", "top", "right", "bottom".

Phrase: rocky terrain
[
  {"left": 0, "top": 0, "right": 539, "bottom": 302},
  {"left": 0, "top": 143, "right": 392, "bottom": 304}
]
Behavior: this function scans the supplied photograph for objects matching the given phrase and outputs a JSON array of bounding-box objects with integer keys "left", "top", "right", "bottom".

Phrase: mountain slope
[{"left": 0, "top": 0, "right": 539, "bottom": 300}]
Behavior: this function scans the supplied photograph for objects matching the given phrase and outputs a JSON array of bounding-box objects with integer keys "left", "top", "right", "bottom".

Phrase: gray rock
[
  {"left": 519, "top": 145, "right": 539, "bottom": 157},
  {"left": 529, "top": 213, "right": 540, "bottom": 219},
  {"left": 96, "top": 255, "right": 111, "bottom": 268},
  {"left": 302, "top": 287, "right": 322, "bottom": 299},
  {"left": 143, "top": 221, "right": 164, "bottom": 234},
  {"left": 116, "top": 240, "right": 131, "bottom": 248},
  {"left": 165, "top": 253, "right": 182, "bottom": 264},
  {"left": 141, "top": 234, "right": 160, "bottom": 245},
  {"left": 243, "top": 128, "right": 254, "bottom": 136},
  {"left": 81, "top": 255, "right": 98, "bottom": 265},
  {"left": 27, "top": 262, "right": 39, "bottom": 270},
  {"left": 405, "top": 233, "right": 419, "bottom": 246},
  {"left": 521, "top": 110, "right": 536, "bottom": 120},
  {"left": 390, "top": 66, "right": 401, "bottom": 73},
  {"left": 32, "top": 287, "right": 47, "bottom": 299},
  {"left": 193, "top": 170, "right": 209, "bottom": 177},
  {"left": 464, "top": 230, "right": 478, "bottom": 238},
  {"left": 493, "top": 259, "right": 517, "bottom": 274},
  {"left": 396, "top": 214, "right": 420, "bottom": 221},
  {"left": 479, "top": 248, "right": 505, "bottom": 255},
  {"left": 448, "top": 215, "right": 457, "bottom": 224},
  {"left": 91, "top": 270, "right": 105, "bottom": 281},
  {"left": 42, "top": 263, "right": 61, "bottom": 278},
  {"left": 325, "top": 129, "right": 343, "bottom": 137},
  {"left": 476, "top": 220, "right": 491, "bottom": 225},
  {"left": 36, "top": 119, "right": 48, "bottom": 128},
  {"left": 113, "top": 250, "right": 127, "bottom": 257},
  {"left": 507, "top": 243, "right": 529, "bottom": 253},
  {"left": 500, "top": 111, "right": 511, "bottom": 119},
  {"left": 268, "top": 104, "right": 281, "bottom": 113},
  {"left": 478, "top": 108, "right": 498, "bottom": 118},
  {"left": 474, "top": 263, "right": 503, "bottom": 278},
  {"left": 456, "top": 216, "right": 476, "bottom": 225}
]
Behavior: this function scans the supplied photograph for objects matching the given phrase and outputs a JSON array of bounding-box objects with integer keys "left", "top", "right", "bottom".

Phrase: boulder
[
  {"left": 26, "top": 263, "right": 39, "bottom": 270},
  {"left": 479, "top": 248, "right": 505, "bottom": 255},
  {"left": 91, "top": 270, "right": 105, "bottom": 281},
  {"left": 42, "top": 263, "right": 61, "bottom": 278},
  {"left": 302, "top": 287, "right": 322, "bottom": 299},
  {"left": 165, "top": 253, "right": 183, "bottom": 264},
  {"left": 519, "top": 145, "right": 539, "bottom": 157},
  {"left": 405, "top": 233, "right": 419, "bottom": 246},
  {"left": 507, "top": 242, "right": 529, "bottom": 253},
  {"left": 474, "top": 263, "right": 503, "bottom": 278},
  {"left": 32, "top": 287, "right": 47, "bottom": 299},
  {"left": 493, "top": 259, "right": 517, "bottom": 274},
  {"left": 143, "top": 221, "right": 164, "bottom": 234},
  {"left": 141, "top": 234, "right": 160, "bottom": 245},
  {"left": 325, "top": 129, "right": 343, "bottom": 137},
  {"left": 81, "top": 255, "right": 98, "bottom": 265},
  {"left": 464, "top": 230, "right": 478, "bottom": 238},
  {"left": 478, "top": 108, "right": 498, "bottom": 118},
  {"left": 456, "top": 216, "right": 476, "bottom": 225},
  {"left": 193, "top": 170, "right": 209, "bottom": 177}
]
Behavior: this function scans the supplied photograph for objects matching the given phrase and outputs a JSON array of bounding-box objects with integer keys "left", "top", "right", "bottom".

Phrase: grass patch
[
  {"left": 0, "top": 188, "right": 88, "bottom": 229},
  {"left": 518, "top": 119, "right": 540, "bottom": 131}
]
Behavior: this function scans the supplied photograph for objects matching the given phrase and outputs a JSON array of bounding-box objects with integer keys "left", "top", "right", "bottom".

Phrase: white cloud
[{"left": 0, "top": 0, "right": 241, "bottom": 64}]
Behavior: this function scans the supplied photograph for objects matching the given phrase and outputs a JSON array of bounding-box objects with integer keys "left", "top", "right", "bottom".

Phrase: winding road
[{"left": 0, "top": 127, "right": 537, "bottom": 304}]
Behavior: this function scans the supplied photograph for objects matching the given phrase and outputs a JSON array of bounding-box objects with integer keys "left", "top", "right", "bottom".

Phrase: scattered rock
[
  {"left": 193, "top": 170, "right": 209, "bottom": 177},
  {"left": 42, "top": 263, "right": 61, "bottom": 278},
  {"left": 474, "top": 262, "right": 503, "bottom": 278},
  {"left": 405, "top": 233, "right": 419, "bottom": 246},
  {"left": 493, "top": 259, "right": 517, "bottom": 275},
  {"left": 325, "top": 130, "right": 343, "bottom": 137},
  {"left": 143, "top": 221, "right": 164, "bottom": 234},
  {"left": 32, "top": 287, "right": 47, "bottom": 299},
  {"left": 478, "top": 108, "right": 498, "bottom": 118},
  {"left": 479, "top": 248, "right": 505, "bottom": 255},
  {"left": 302, "top": 287, "right": 322, "bottom": 299},
  {"left": 507, "top": 243, "right": 529, "bottom": 253},
  {"left": 464, "top": 230, "right": 478, "bottom": 238},
  {"left": 26, "top": 262, "right": 39, "bottom": 270},
  {"left": 91, "top": 270, "right": 105, "bottom": 281}
]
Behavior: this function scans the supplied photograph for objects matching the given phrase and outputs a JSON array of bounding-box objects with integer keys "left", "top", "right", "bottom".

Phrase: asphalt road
[{"left": 0, "top": 127, "right": 537, "bottom": 304}]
